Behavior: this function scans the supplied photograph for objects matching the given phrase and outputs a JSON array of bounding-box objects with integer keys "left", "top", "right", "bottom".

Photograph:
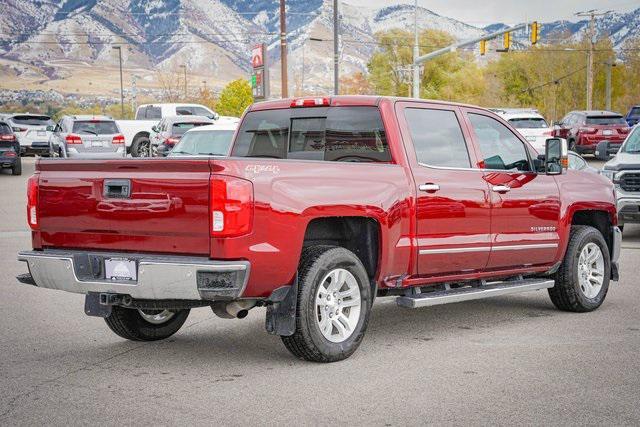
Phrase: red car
[
  {"left": 18, "top": 96, "right": 621, "bottom": 362},
  {"left": 553, "top": 110, "right": 630, "bottom": 159}
]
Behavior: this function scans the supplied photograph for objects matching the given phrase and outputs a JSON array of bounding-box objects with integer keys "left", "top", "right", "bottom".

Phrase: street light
[
  {"left": 112, "top": 46, "right": 124, "bottom": 118},
  {"left": 179, "top": 64, "right": 187, "bottom": 99}
]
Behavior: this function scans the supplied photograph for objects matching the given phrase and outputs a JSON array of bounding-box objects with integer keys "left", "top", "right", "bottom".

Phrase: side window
[
  {"left": 191, "top": 106, "right": 212, "bottom": 116},
  {"left": 176, "top": 106, "right": 194, "bottom": 115},
  {"left": 135, "top": 106, "right": 146, "bottom": 120},
  {"left": 146, "top": 107, "right": 161, "bottom": 119},
  {"left": 468, "top": 113, "right": 531, "bottom": 172},
  {"left": 404, "top": 108, "right": 470, "bottom": 168}
]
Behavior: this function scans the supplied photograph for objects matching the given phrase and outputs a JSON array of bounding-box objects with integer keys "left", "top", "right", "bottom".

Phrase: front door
[
  {"left": 463, "top": 109, "right": 561, "bottom": 270},
  {"left": 397, "top": 103, "right": 492, "bottom": 276}
]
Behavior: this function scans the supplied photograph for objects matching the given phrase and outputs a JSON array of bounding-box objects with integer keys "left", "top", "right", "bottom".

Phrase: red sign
[{"left": 251, "top": 44, "right": 264, "bottom": 69}]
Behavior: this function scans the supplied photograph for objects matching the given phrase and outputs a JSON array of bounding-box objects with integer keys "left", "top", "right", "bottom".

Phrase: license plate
[
  {"left": 105, "top": 258, "right": 137, "bottom": 281},
  {"left": 37, "top": 131, "right": 46, "bottom": 136},
  {"left": 91, "top": 141, "right": 103, "bottom": 147},
  {"left": 603, "top": 130, "right": 613, "bottom": 135}
]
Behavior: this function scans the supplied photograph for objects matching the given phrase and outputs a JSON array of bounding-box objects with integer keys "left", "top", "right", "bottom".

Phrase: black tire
[
  {"left": 548, "top": 225, "right": 610, "bottom": 312},
  {"left": 131, "top": 137, "right": 150, "bottom": 157},
  {"left": 281, "top": 245, "right": 372, "bottom": 363},
  {"left": 595, "top": 141, "right": 610, "bottom": 161},
  {"left": 11, "top": 159, "right": 22, "bottom": 176},
  {"left": 568, "top": 139, "right": 577, "bottom": 152},
  {"left": 104, "top": 306, "right": 190, "bottom": 341}
]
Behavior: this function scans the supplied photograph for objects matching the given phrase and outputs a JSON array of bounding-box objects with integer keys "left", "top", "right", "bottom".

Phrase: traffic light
[
  {"left": 503, "top": 32, "right": 510, "bottom": 50},
  {"left": 480, "top": 39, "right": 487, "bottom": 56},
  {"left": 531, "top": 21, "right": 539, "bottom": 45}
]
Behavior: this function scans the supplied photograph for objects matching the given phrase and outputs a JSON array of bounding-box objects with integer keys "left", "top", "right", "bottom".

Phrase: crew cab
[
  {"left": 553, "top": 110, "right": 630, "bottom": 159},
  {"left": 17, "top": 96, "right": 622, "bottom": 362}
]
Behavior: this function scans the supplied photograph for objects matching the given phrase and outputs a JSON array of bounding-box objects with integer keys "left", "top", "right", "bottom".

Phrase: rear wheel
[
  {"left": 548, "top": 225, "right": 610, "bottom": 312},
  {"left": 281, "top": 246, "right": 371, "bottom": 362},
  {"left": 11, "top": 158, "right": 21, "bottom": 176},
  {"left": 104, "top": 306, "right": 190, "bottom": 341},
  {"left": 131, "top": 137, "right": 150, "bottom": 157}
]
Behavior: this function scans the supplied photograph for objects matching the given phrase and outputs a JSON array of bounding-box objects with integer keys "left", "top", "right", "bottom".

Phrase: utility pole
[
  {"left": 179, "top": 64, "right": 187, "bottom": 99},
  {"left": 112, "top": 46, "right": 124, "bottom": 118},
  {"left": 333, "top": 0, "right": 339, "bottom": 95},
  {"left": 575, "top": 9, "right": 612, "bottom": 110},
  {"left": 279, "top": 0, "right": 288, "bottom": 98},
  {"left": 131, "top": 75, "right": 138, "bottom": 114},
  {"left": 604, "top": 60, "right": 616, "bottom": 111},
  {"left": 412, "top": 0, "right": 420, "bottom": 98}
]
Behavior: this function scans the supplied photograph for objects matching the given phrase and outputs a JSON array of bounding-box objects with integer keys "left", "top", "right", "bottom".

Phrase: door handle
[
  {"left": 492, "top": 185, "right": 511, "bottom": 193},
  {"left": 419, "top": 183, "right": 440, "bottom": 193}
]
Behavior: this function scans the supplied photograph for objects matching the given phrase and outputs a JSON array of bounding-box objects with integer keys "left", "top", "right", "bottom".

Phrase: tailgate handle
[{"left": 103, "top": 179, "right": 131, "bottom": 199}]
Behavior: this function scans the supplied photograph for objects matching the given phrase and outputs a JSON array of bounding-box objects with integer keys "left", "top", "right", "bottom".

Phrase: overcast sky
[{"left": 346, "top": 0, "right": 639, "bottom": 26}]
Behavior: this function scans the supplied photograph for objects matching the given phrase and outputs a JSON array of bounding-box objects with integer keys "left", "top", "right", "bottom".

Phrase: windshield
[
  {"left": 585, "top": 115, "right": 626, "bottom": 125},
  {"left": 508, "top": 118, "right": 548, "bottom": 129},
  {"left": 171, "top": 122, "right": 211, "bottom": 136},
  {"left": 72, "top": 121, "right": 119, "bottom": 135},
  {"left": 169, "top": 130, "right": 235, "bottom": 156},
  {"left": 11, "top": 115, "right": 54, "bottom": 127},
  {"left": 630, "top": 107, "right": 640, "bottom": 117},
  {"left": 622, "top": 127, "right": 640, "bottom": 153}
]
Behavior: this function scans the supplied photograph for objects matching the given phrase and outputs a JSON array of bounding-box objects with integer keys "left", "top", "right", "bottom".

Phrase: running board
[{"left": 396, "top": 278, "right": 555, "bottom": 309}]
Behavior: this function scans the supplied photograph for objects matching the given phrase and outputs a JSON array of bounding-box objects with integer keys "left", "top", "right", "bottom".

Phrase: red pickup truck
[{"left": 18, "top": 96, "right": 622, "bottom": 362}]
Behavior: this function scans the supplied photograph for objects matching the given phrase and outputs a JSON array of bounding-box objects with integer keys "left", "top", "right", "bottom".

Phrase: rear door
[
  {"left": 397, "top": 102, "right": 492, "bottom": 276},
  {"left": 463, "top": 109, "right": 561, "bottom": 269}
]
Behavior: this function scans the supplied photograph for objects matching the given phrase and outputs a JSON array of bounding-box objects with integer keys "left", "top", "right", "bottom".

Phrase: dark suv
[
  {"left": 554, "top": 110, "right": 630, "bottom": 159},
  {"left": 0, "top": 121, "right": 21, "bottom": 175}
]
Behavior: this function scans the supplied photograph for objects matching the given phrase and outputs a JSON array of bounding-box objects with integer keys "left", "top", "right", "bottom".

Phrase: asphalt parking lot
[{"left": 1, "top": 158, "right": 639, "bottom": 425}]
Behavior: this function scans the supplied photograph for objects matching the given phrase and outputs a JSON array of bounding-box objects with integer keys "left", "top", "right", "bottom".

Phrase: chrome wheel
[
  {"left": 577, "top": 243, "right": 604, "bottom": 299},
  {"left": 315, "top": 268, "right": 362, "bottom": 343},
  {"left": 137, "top": 309, "right": 176, "bottom": 325}
]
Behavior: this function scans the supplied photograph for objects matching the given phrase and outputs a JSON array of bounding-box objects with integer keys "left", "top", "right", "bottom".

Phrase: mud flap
[
  {"left": 84, "top": 292, "right": 112, "bottom": 318},
  {"left": 265, "top": 275, "right": 298, "bottom": 336}
]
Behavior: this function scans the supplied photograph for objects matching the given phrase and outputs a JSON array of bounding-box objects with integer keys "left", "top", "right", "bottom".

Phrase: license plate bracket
[{"left": 105, "top": 258, "right": 137, "bottom": 281}]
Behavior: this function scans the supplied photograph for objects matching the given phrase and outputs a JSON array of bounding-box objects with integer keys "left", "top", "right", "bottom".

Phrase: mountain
[{"left": 0, "top": 1, "right": 638, "bottom": 100}]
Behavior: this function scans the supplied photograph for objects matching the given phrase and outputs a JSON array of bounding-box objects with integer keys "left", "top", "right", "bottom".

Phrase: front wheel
[
  {"left": 104, "top": 306, "right": 190, "bottom": 341},
  {"left": 548, "top": 225, "right": 610, "bottom": 312},
  {"left": 11, "top": 159, "right": 22, "bottom": 176},
  {"left": 131, "top": 137, "right": 150, "bottom": 157},
  {"left": 281, "top": 245, "right": 371, "bottom": 362}
]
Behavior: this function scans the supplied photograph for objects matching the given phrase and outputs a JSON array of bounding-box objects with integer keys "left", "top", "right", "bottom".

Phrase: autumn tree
[{"left": 216, "top": 79, "right": 253, "bottom": 117}]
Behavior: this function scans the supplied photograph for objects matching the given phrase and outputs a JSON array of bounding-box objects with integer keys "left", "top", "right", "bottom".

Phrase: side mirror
[
  {"left": 46, "top": 125, "right": 55, "bottom": 132},
  {"left": 544, "top": 138, "right": 568, "bottom": 175},
  {"left": 151, "top": 125, "right": 158, "bottom": 133},
  {"left": 207, "top": 113, "right": 220, "bottom": 121}
]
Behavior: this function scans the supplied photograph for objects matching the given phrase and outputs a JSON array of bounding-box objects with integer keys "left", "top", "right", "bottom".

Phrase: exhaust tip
[{"left": 236, "top": 310, "right": 249, "bottom": 319}]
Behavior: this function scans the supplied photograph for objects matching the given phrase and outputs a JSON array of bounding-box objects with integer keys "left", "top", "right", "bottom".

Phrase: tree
[
  {"left": 216, "top": 79, "right": 253, "bottom": 117},
  {"left": 341, "top": 72, "right": 373, "bottom": 95}
]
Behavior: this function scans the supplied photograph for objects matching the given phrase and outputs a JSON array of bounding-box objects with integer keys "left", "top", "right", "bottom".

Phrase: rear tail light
[
  {"left": 619, "top": 128, "right": 630, "bottom": 134},
  {"left": 65, "top": 134, "right": 83, "bottom": 144},
  {"left": 164, "top": 137, "right": 180, "bottom": 146},
  {"left": 27, "top": 174, "right": 39, "bottom": 229},
  {"left": 291, "top": 97, "right": 330, "bottom": 108},
  {"left": 578, "top": 127, "right": 597, "bottom": 134},
  {"left": 4, "top": 151, "right": 17, "bottom": 157},
  {"left": 210, "top": 176, "right": 253, "bottom": 237},
  {"left": 0, "top": 134, "right": 16, "bottom": 141},
  {"left": 112, "top": 134, "right": 125, "bottom": 144}
]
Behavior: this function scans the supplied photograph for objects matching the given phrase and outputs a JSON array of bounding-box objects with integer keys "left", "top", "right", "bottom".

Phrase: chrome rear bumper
[{"left": 17, "top": 250, "right": 249, "bottom": 300}]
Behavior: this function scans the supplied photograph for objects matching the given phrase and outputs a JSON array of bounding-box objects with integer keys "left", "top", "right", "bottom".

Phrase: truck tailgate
[{"left": 35, "top": 159, "right": 211, "bottom": 255}]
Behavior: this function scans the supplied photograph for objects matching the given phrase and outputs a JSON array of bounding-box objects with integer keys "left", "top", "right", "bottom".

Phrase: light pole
[
  {"left": 279, "top": 0, "right": 288, "bottom": 98},
  {"left": 333, "top": 0, "right": 339, "bottom": 95},
  {"left": 412, "top": 0, "right": 420, "bottom": 98},
  {"left": 604, "top": 60, "right": 616, "bottom": 111},
  {"left": 112, "top": 46, "right": 124, "bottom": 118},
  {"left": 575, "top": 9, "right": 612, "bottom": 110},
  {"left": 179, "top": 64, "right": 187, "bottom": 99}
]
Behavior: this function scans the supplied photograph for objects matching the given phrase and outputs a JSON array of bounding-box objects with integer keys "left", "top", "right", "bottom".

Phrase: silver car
[
  {"left": 51, "top": 115, "right": 126, "bottom": 158},
  {"left": 5, "top": 114, "right": 56, "bottom": 156}
]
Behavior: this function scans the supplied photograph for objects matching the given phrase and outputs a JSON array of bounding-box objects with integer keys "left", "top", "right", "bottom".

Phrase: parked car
[
  {"left": 50, "top": 115, "right": 126, "bottom": 158},
  {"left": 601, "top": 124, "right": 640, "bottom": 231},
  {"left": 568, "top": 150, "right": 598, "bottom": 174},
  {"left": 490, "top": 108, "right": 555, "bottom": 153},
  {"left": 625, "top": 105, "right": 640, "bottom": 127},
  {"left": 18, "top": 96, "right": 621, "bottom": 363},
  {"left": 150, "top": 116, "right": 215, "bottom": 156},
  {"left": 117, "top": 103, "right": 220, "bottom": 157},
  {"left": 553, "top": 110, "right": 630, "bottom": 159},
  {"left": 4, "top": 114, "right": 55, "bottom": 156},
  {"left": 0, "top": 120, "right": 21, "bottom": 175},
  {"left": 164, "top": 120, "right": 239, "bottom": 157}
]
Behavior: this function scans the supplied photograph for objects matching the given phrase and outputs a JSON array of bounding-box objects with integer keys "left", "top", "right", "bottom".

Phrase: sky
[{"left": 345, "top": 0, "right": 640, "bottom": 26}]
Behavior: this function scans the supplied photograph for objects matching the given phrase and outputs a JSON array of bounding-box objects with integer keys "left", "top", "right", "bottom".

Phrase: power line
[{"left": 519, "top": 65, "right": 588, "bottom": 94}]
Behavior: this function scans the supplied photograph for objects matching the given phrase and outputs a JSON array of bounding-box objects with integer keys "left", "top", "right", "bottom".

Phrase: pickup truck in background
[
  {"left": 116, "top": 103, "right": 219, "bottom": 157},
  {"left": 18, "top": 96, "right": 621, "bottom": 362}
]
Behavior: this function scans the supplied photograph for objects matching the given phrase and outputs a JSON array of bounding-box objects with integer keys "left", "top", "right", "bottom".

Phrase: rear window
[
  {"left": 11, "top": 115, "right": 53, "bottom": 126},
  {"left": 170, "top": 130, "right": 235, "bottom": 156},
  {"left": 508, "top": 118, "right": 548, "bottom": 129},
  {"left": 585, "top": 115, "right": 626, "bottom": 125},
  {"left": 0, "top": 123, "right": 11, "bottom": 134},
  {"left": 172, "top": 122, "right": 211, "bottom": 136},
  {"left": 231, "top": 107, "right": 390, "bottom": 163},
  {"left": 72, "top": 121, "right": 119, "bottom": 135},
  {"left": 136, "top": 106, "right": 161, "bottom": 120},
  {"left": 630, "top": 107, "right": 640, "bottom": 117}
]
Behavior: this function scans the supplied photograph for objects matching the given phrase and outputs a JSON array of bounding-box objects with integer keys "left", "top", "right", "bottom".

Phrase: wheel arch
[{"left": 569, "top": 209, "right": 614, "bottom": 258}]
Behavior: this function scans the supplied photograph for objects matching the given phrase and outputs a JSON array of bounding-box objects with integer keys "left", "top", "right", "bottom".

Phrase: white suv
[{"left": 490, "top": 108, "right": 556, "bottom": 153}]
